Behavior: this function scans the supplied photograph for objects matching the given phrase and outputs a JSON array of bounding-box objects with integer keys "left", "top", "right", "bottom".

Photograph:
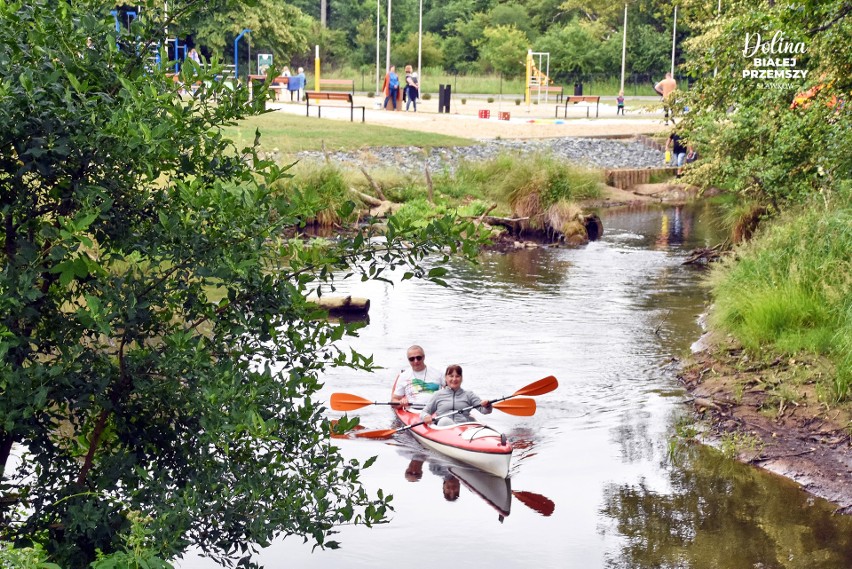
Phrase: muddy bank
[{"left": 679, "top": 333, "right": 852, "bottom": 514}]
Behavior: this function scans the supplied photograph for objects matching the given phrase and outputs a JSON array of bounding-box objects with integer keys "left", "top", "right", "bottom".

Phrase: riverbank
[{"left": 681, "top": 331, "right": 852, "bottom": 514}]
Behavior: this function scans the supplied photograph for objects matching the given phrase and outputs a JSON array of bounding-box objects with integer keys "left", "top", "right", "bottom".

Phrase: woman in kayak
[{"left": 420, "top": 365, "right": 492, "bottom": 426}]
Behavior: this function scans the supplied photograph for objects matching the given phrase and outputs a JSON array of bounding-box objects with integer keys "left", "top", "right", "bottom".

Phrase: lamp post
[
  {"left": 385, "top": 0, "right": 392, "bottom": 73},
  {"left": 620, "top": 4, "right": 627, "bottom": 94},
  {"left": 376, "top": 0, "right": 380, "bottom": 93},
  {"left": 417, "top": 0, "right": 423, "bottom": 80},
  {"left": 671, "top": 5, "right": 677, "bottom": 76}
]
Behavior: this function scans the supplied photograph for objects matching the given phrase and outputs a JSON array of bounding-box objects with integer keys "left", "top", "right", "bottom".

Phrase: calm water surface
[{"left": 179, "top": 203, "right": 852, "bottom": 568}]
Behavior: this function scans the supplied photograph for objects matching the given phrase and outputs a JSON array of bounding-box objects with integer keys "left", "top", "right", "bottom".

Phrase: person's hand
[
  {"left": 481, "top": 400, "right": 491, "bottom": 408},
  {"left": 422, "top": 414, "right": 433, "bottom": 426},
  {"left": 399, "top": 396, "right": 409, "bottom": 409}
]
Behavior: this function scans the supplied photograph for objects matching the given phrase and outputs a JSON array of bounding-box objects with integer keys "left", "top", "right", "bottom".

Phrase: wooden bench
[
  {"left": 318, "top": 78, "right": 355, "bottom": 94},
  {"left": 555, "top": 95, "right": 601, "bottom": 118},
  {"left": 305, "top": 91, "right": 365, "bottom": 122},
  {"left": 531, "top": 85, "right": 564, "bottom": 102}
]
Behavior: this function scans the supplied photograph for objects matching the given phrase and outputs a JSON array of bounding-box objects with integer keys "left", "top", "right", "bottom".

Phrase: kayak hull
[{"left": 393, "top": 389, "right": 513, "bottom": 478}]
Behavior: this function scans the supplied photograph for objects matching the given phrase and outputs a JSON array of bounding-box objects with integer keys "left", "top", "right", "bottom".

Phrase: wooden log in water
[{"left": 307, "top": 295, "right": 370, "bottom": 316}]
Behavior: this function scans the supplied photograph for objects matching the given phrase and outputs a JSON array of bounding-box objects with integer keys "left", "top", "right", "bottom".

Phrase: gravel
[{"left": 293, "top": 137, "right": 665, "bottom": 174}]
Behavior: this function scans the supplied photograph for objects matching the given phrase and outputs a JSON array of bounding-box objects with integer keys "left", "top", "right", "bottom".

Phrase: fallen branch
[
  {"left": 359, "top": 166, "right": 386, "bottom": 201},
  {"left": 477, "top": 203, "right": 498, "bottom": 224}
]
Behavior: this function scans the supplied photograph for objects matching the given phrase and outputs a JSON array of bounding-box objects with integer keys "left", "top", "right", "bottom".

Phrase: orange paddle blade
[
  {"left": 511, "top": 376, "right": 558, "bottom": 397},
  {"left": 352, "top": 428, "right": 398, "bottom": 440},
  {"left": 330, "top": 393, "right": 374, "bottom": 411},
  {"left": 513, "top": 490, "right": 556, "bottom": 517},
  {"left": 493, "top": 398, "right": 536, "bottom": 416}
]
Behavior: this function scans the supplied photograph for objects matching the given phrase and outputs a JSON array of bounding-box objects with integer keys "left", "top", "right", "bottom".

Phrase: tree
[
  {"left": 0, "top": 1, "right": 482, "bottom": 567},
  {"left": 395, "top": 31, "right": 445, "bottom": 69},
  {"left": 189, "top": 0, "right": 312, "bottom": 67},
  {"left": 476, "top": 25, "right": 529, "bottom": 78},
  {"left": 680, "top": 0, "right": 851, "bottom": 206}
]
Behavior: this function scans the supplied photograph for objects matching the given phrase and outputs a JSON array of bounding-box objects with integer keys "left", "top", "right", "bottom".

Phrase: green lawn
[{"left": 225, "top": 112, "right": 475, "bottom": 153}]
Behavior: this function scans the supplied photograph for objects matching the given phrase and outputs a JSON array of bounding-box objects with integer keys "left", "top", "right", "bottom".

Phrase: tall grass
[
  {"left": 709, "top": 193, "right": 852, "bottom": 401},
  {"left": 272, "top": 164, "right": 353, "bottom": 225}
]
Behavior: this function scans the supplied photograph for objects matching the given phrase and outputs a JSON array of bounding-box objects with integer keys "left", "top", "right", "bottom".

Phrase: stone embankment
[{"left": 294, "top": 137, "right": 665, "bottom": 174}]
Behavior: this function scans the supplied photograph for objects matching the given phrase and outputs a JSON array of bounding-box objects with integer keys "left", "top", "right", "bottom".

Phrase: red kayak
[{"left": 392, "top": 383, "right": 513, "bottom": 478}]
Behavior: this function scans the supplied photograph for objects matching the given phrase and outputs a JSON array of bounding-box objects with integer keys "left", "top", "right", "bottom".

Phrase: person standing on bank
[
  {"left": 420, "top": 365, "right": 492, "bottom": 427},
  {"left": 654, "top": 72, "right": 678, "bottom": 125},
  {"left": 392, "top": 345, "right": 445, "bottom": 409},
  {"left": 666, "top": 130, "right": 688, "bottom": 177},
  {"left": 404, "top": 65, "right": 419, "bottom": 112},
  {"left": 384, "top": 65, "right": 400, "bottom": 111}
]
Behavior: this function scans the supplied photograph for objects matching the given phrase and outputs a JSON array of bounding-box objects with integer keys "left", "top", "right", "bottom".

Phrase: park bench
[
  {"left": 318, "top": 78, "right": 355, "bottom": 94},
  {"left": 531, "top": 85, "right": 564, "bottom": 102},
  {"left": 305, "top": 91, "right": 365, "bottom": 123},
  {"left": 555, "top": 95, "right": 601, "bottom": 118}
]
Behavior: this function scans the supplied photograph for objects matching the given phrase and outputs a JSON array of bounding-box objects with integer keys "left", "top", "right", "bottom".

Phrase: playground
[{"left": 266, "top": 93, "right": 670, "bottom": 140}]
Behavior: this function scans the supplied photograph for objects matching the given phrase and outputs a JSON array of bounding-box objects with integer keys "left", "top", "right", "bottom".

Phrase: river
[{"left": 178, "top": 202, "right": 852, "bottom": 568}]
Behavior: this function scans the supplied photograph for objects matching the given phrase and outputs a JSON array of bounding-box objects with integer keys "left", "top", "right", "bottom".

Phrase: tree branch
[{"left": 809, "top": 2, "right": 852, "bottom": 34}]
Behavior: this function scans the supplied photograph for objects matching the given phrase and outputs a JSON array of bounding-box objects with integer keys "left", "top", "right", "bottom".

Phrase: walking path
[{"left": 268, "top": 94, "right": 671, "bottom": 141}]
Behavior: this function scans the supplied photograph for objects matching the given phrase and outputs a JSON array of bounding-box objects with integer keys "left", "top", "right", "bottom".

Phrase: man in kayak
[
  {"left": 392, "top": 345, "right": 445, "bottom": 409},
  {"left": 420, "top": 365, "right": 492, "bottom": 426}
]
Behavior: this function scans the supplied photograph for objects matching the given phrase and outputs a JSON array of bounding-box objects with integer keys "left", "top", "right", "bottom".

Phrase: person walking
[
  {"left": 654, "top": 72, "right": 678, "bottom": 125},
  {"left": 404, "top": 65, "right": 419, "bottom": 112}
]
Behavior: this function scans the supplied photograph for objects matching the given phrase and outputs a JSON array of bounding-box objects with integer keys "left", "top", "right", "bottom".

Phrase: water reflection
[
  {"left": 600, "top": 444, "right": 852, "bottom": 569},
  {"left": 178, "top": 202, "right": 850, "bottom": 569}
]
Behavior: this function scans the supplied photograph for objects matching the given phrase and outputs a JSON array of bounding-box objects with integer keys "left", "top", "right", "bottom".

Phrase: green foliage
[
  {"left": 394, "top": 32, "right": 445, "bottom": 69},
  {"left": 476, "top": 25, "right": 529, "bottom": 78},
  {"left": 0, "top": 1, "right": 485, "bottom": 567},
  {"left": 709, "top": 194, "right": 852, "bottom": 401},
  {"left": 1, "top": 542, "right": 61, "bottom": 569},
  {"left": 681, "top": 0, "right": 851, "bottom": 207},
  {"left": 189, "top": 0, "right": 312, "bottom": 69},
  {"left": 274, "top": 165, "right": 353, "bottom": 226}
]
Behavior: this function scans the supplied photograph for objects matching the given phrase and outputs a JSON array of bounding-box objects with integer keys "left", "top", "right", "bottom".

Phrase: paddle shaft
[{"left": 397, "top": 389, "right": 526, "bottom": 434}]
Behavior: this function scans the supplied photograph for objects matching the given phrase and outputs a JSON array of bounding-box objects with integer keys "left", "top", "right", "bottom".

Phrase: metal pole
[
  {"left": 714, "top": 0, "right": 721, "bottom": 77},
  {"left": 620, "top": 4, "right": 628, "bottom": 94},
  {"left": 671, "top": 5, "right": 677, "bottom": 76},
  {"left": 376, "top": 0, "right": 380, "bottom": 93},
  {"left": 417, "top": 0, "right": 423, "bottom": 79},
  {"left": 385, "top": 0, "right": 392, "bottom": 73}
]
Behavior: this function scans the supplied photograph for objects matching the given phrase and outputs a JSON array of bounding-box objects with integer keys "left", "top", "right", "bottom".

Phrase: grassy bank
[
  {"left": 708, "top": 190, "right": 852, "bottom": 403},
  {"left": 225, "top": 112, "right": 474, "bottom": 153},
  {"left": 275, "top": 153, "right": 603, "bottom": 239}
]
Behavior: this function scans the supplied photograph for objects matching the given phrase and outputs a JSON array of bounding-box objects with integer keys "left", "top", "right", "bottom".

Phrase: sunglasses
[{"left": 408, "top": 355, "right": 424, "bottom": 362}]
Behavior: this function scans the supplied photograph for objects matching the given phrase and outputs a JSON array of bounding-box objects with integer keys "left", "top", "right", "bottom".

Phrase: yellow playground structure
[{"left": 525, "top": 50, "right": 561, "bottom": 107}]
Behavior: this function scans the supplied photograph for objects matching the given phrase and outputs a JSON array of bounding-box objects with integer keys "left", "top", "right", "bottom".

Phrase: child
[{"left": 616, "top": 91, "right": 625, "bottom": 115}]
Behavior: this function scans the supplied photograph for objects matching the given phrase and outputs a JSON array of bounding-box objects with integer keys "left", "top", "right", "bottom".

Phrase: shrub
[
  {"left": 461, "top": 98, "right": 467, "bottom": 104},
  {"left": 487, "top": 97, "right": 495, "bottom": 103},
  {"left": 367, "top": 91, "right": 375, "bottom": 98},
  {"left": 515, "top": 98, "right": 521, "bottom": 105},
  {"left": 422, "top": 92, "right": 432, "bottom": 100}
]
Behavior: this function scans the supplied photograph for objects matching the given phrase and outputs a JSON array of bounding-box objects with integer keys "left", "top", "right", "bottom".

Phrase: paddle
[
  {"left": 513, "top": 491, "right": 556, "bottom": 517},
  {"left": 351, "top": 375, "right": 557, "bottom": 440},
  {"left": 330, "top": 393, "right": 530, "bottom": 414},
  {"left": 330, "top": 392, "right": 424, "bottom": 411},
  {"left": 332, "top": 375, "right": 558, "bottom": 412},
  {"left": 352, "top": 398, "right": 536, "bottom": 440}
]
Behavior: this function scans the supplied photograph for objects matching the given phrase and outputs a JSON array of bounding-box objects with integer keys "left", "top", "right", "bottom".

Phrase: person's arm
[
  {"left": 392, "top": 372, "right": 408, "bottom": 406},
  {"left": 420, "top": 393, "right": 440, "bottom": 425},
  {"left": 467, "top": 392, "right": 493, "bottom": 415}
]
